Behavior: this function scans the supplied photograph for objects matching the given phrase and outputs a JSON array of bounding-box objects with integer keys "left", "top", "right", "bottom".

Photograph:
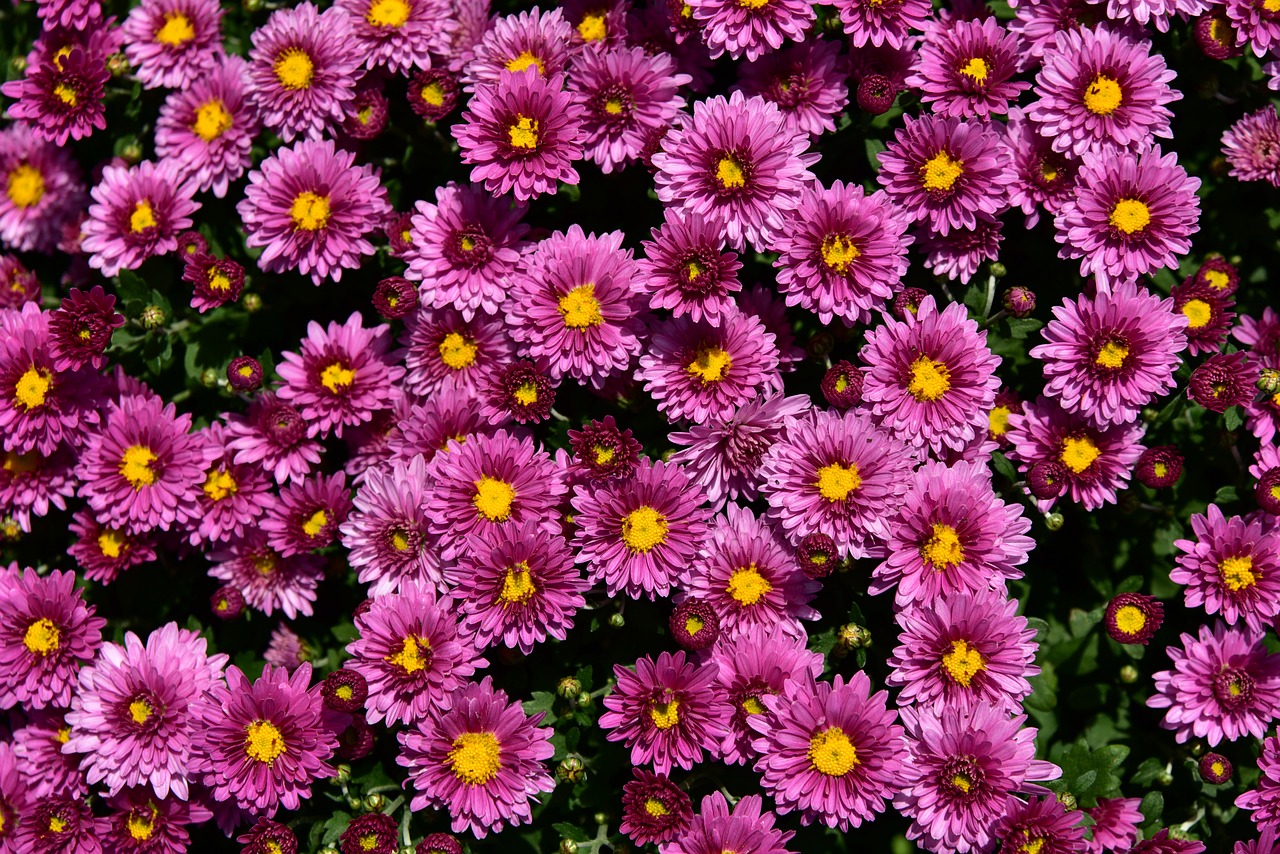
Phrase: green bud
[
  {"left": 560, "top": 840, "right": 579, "bottom": 854},
  {"left": 1119, "top": 665, "right": 1139, "bottom": 684},
  {"left": 9, "top": 56, "right": 26, "bottom": 76},
  {"left": 320, "top": 848, "right": 341, "bottom": 854},
  {"left": 347, "top": 796, "right": 362, "bottom": 810},
  {"left": 242, "top": 0, "right": 265, "bottom": 12},
  {"left": 141, "top": 305, "right": 167, "bottom": 330},
  {"left": 836, "top": 623, "right": 871, "bottom": 653},
  {"left": 593, "top": 812, "right": 609, "bottom": 826},
  {"left": 106, "top": 53, "right": 130, "bottom": 77},
  {"left": 575, "top": 691, "right": 592, "bottom": 709},
  {"left": 1259, "top": 368, "right": 1280, "bottom": 396},
  {"left": 557, "top": 676, "right": 581, "bottom": 699},
  {"left": 242, "top": 292, "right": 263, "bottom": 313},
  {"left": 1044, "top": 512, "right": 1064, "bottom": 532},
  {"left": 557, "top": 755, "right": 586, "bottom": 783},
  {"left": 1057, "top": 791, "right": 1078, "bottom": 811},
  {"left": 335, "top": 764, "right": 352, "bottom": 784},
  {"left": 199, "top": 368, "right": 219, "bottom": 388},
  {"left": 0, "top": 517, "right": 22, "bottom": 541},
  {"left": 989, "top": 261, "right": 1007, "bottom": 278},
  {"left": 118, "top": 139, "right": 144, "bottom": 165},
  {"left": 1156, "top": 769, "right": 1174, "bottom": 786},
  {"left": 1141, "top": 407, "right": 1159, "bottom": 423},
  {"left": 609, "top": 612, "right": 625, "bottom": 629},
  {"left": 363, "top": 793, "right": 386, "bottom": 812}
]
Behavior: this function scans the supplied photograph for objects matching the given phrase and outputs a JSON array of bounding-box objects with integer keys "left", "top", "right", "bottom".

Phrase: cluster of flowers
[{"left": 2, "top": 0, "right": 1280, "bottom": 849}]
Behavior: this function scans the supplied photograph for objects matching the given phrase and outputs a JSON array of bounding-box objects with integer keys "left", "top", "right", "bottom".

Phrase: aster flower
[
  {"left": 182, "top": 252, "right": 244, "bottom": 313},
  {"left": 1002, "top": 107, "right": 1080, "bottom": 228},
  {"left": 261, "top": 471, "right": 352, "bottom": 556},
  {"left": 887, "top": 590, "right": 1039, "bottom": 714},
  {"left": 571, "top": 458, "right": 710, "bottom": 599},
  {"left": 12, "top": 709, "right": 86, "bottom": 799},
  {"left": 121, "top": 0, "right": 224, "bottom": 90},
  {"left": 0, "top": 568, "right": 103, "bottom": 710},
  {"left": 417, "top": 833, "right": 462, "bottom": 854},
  {"left": 568, "top": 415, "right": 643, "bottom": 481},
  {"left": 877, "top": 114, "right": 1013, "bottom": 237},
  {"left": 446, "top": 518, "right": 587, "bottom": 654},
  {"left": 1223, "top": 106, "right": 1280, "bottom": 186},
  {"left": 0, "top": 255, "right": 38, "bottom": 309},
  {"left": 914, "top": 216, "right": 1005, "bottom": 283},
  {"left": 1149, "top": 621, "right": 1280, "bottom": 746},
  {"left": 207, "top": 532, "right": 325, "bottom": 619},
  {"left": 1055, "top": 145, "right": 1200, "bottom": 288},
  {"left": 796, "top": 532, "right": 840, "bottom": 579},
  {"left": 64, "top": 622, "right": 227, "bottom": 800},
  {"left": 1104, "top": 592, "right": 1164, "bottom": 644},
  {"left": 670, "top": 599, "right": 720, "bottom": 651},
  {"left": 68, "top": 509, "right": 158, "bottom": 584},
  {"left": 736, "top": 38, "right": 849, "bottom": 138},
  {"left": 339, "top": 813, "right": 397, "bottom": 854},
  {"left": 237, "top": 818, "right": 298, "bottom": 854},
  {"left": 894, "top": 704, "right": 1060, "bottom": 854},
  {"left": 667, "top": 791, "right": 795, "bottom": 854},
  {"left": 82, "top": 160, "right": 200, "bottom": 277},
  {"left": 185, "top": 422, "right": 273, "bottom": 546},
  {"left": 830, "top": 0, "right": 932, "bottom": 48},
  {"left": 507, "top": 225, "right": 645, "bottom": 386},
  {"left": 636, "top": 209, "right": 742, "bottom": 326},
  {"left": 907, "top": 18, "right": 1029, "bottom": 118},
  {"left": 387, "top": 389, "right": 502, "bottom": 465},
  {"left": 1226, "top": 0, "right": 1280, "bottom": 56},
  {"left": 1027, "top": 27, "right": 1180, "bottom": 158},
  {"left": 772, "top": 180, "right": 911, "bottom": 327},
  {"left": 193, "top": 662, "right": 337, "bottom": 815},
  {"left": 0, "top": 444, "right": 77, "bottom": 534},
  {"left": 1172, "top": 504, "right": 1280, "bottom": 631},
  {"left": 402, "top": 306, "right": 515, "bottom": 399},
  {"left": 563, "top": 0, "right": 630, "bottom": 48},
  {"left": 264, "top": 624, "right": 310, "bottom": 671},
  {"left": 373, "top": 276, "right": 418, "bottom": 320},
  {"left": 689, "top": 0, "right": 814, "bottom": 60},
  {"left": 238, "top": 139, "right": 390, "bottom": 286},
  {"left": 992, "top": 796, "right": 1087, "bottom": 854},
  {"left": 100, "top": 788, "right": 212, "bottom": 854},
  {"left": 653, "top": 90, "right": 818, "bottom": 252},
  {"left": 601, "top": 650, "right": 729, "bottom": 775},
  {"left": 14, "top": 797, "right": 99, "bottom": 854},
  {"left": 340, "top": 454, "right": 444, "bottom": 597},
  {"left": 2, "top": 42, "right": 111, "bottom": 147},
  {"left": 1236, "top": 307, "right": 1280, "bottom": 363},
  {"left": 48, "top": 286, "right": 124, "bottom": 372},
  {"left": 463, "top": 7, "right": 574, "bottom": 89},
  {"left": 1237, "top": 735, "right": 1280, "bottom": 829},
  {"left": 409, "top": 68, "right": 461, "bottom": 121},
  {"left": 620, "top": 769, "right": 694, "bottom": 847},
  {"left": 1173, "top": 279, "right": 1235, "bottom": 356},
  {"left": 453, "top": 68, "right": 587, "bottom": 201},
  {"left": 333, "top": 0, "right": 451, "bottom": 74},
  {"left": 481, "top": 359, "right": 556, "bottom": 424},
  {"left": 155, "top": 55, "right": 259, "bottom": 199},
  {"left": 0, "top": 122, "right": 85, "bottom": 254},
  {"left": 225, "top": 393, "right": 324, "bottom": 484},
  {"left": 398, "top": 676, "right": 554, "bottom": 839},
  {"left": 821, "top": 362, "right": 863, "bottom": 410},
  {"left": 1190, "top": 351, "right": 1258, "bottom": 413}
]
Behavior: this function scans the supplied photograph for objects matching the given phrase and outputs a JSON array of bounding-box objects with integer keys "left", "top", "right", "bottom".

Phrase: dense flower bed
[{"left": 1, "top": 0, "right": 1280, "bottom": 850}]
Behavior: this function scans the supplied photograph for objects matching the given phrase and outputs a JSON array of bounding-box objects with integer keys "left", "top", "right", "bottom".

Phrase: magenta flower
[
  {"left": 462, "top": 6, "right": 574, "bottom": 89},
  {"left": 1172, "top": 504, "right": 1280, "bottom": 632},
  {"left": 665, "top": 791, "right": 794, "bottom": 854},
  {"left": 67, "top": 509, "right": 157, "bottom": 585},
  {"left": 82, "top": 160, "right": 200, "bottom": 277},
  {"left": 332, "top": 0, "right": 450, "bottom": 74},
  {"left": 907, "top": 18, "right": 1029, "bottom": 118},
  {"left": 12, "top": 708, "right": 86, "bottom": 799},
  {"left": 207, "top": 532, "right": 325, "bottom": 619},
  {"left": 401, "top": 306, "right": 515, "bottom": 399},
  {"left": 2, "top": 40, "right": 111, "bottom": 147},
  {"left": 1002, "top": 107, "right": 1080, "bottom": 228},
  {"left": 1223, "top": 105, "right": 1280, "bottom": 187},
  {"left": 225, "top": 392, "right": 324, "bottom": 484},
  {"left": 636, "top": 209, "right": 742, "bottom": 326},
  {"left": 620, "top": 769, "right": 694, "bottom": 847},
  {"left": 736, "top": 38, "right": 850, "bottom": 138},
  {"left": 0, "top": 122, "right": 86, "bottom": 253},
  {"left": 100, "top": 789, "right": 213, "bottom": 854},
  {"left": 260, "top": 471, "right": 351, "bottom": 556},
  {"left": 120, "top": 0, "right": 224, "bottom": 90},
  {"left": 829, "top": 0, "right": 931, "bottom": 48},
  {"left": 1237, "top": 735, "right": 1280, "bottom": 830},
  {"left": 339, "top": 454, "right": 444, "bottom": 597},
  {"left": 0, "top": 568, "right": 103, "bottom": 711},
  {"left": 689, "top": 0, "right": 815, "bottom": 60}
]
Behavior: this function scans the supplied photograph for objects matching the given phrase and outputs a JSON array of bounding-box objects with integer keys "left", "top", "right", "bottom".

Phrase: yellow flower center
[
  {"left": 941, "top": 639, "right": 986, "bottom": 687},
  {"left": 387, "top": 634, "right": 430, "bottom": 673},
  {"left": 254, "top": 553, "right": 277, "bottom": 576},
  {"left": 605, "top": 98, "right": 624, "bottom": 115},
  {"left": 129, "top": 697, "right": 153, "bottom": 725},
  {"left": 1083, "top": 74, "right": 1123, "bottom": 115},
  {"left": 921, "top": 523, "right": 964, "bottom": 569},
  {"left": 505, "top": 51, "right": 545, "bottom": 74},
  {"left": 155, "top": 12, "right": 195, "bottom": 46},
  {"left": 130, "top": 200, "right": 157, "bottom": 233},
  {"left": 727, "top": 564, "right": 772, "bottom": 606},
  {"left": 202, "top": 467, "right": 237, "bottom": 501},
  {"left": 336, "top": 685, "right": 354, "bottom": 701},
  {"left": 558, "top": 284, "right": 605, "bottom": 329},
  {"left": 7, "top": 164, "right": 44, "bottom": 208},
  {"left": 920, "top": 151, "right": 964, "bottom": 192},
  {"left": 1018, "top": 837, "right": 1046, "bottom": 854},
  {"left": 55, "top": 727, "right": 70, "bottom": 744},
  {"left": 739, "top": 0, "right": 770, "bottom": 8},
  {"left": 1060, "top": 435, "right": 1100, "bottom": 474},
  {"left": 649, "top": 698, "right": 680, "bottom": 729},
  {"left": 290, "top": 191, "right": 330, "bottom": 232},
  {"left": 952, "top": 772, "right": 973, "bottom": 794},
  {"left": 816, "top": 462, "right": 861, "bottom": 502},
  {"left": 1204, "top": 268, "right": 1231, "bottom": 291},
  {"left": 97, "top": 529, "right": 127, "bottom": 559},
  {"left": 126, "top": 809, "right": 156, "bottom": 841},
  {"left": 438, "top": 332, "right": 478, "bottom": 370},
  {"left": 1220, "top": 555, "right": 1257, "bottom": 591},
  {"left": 958, "top": 57, "right": 988, "bottom": 82},
  {"left": 1095, "top": 339, "right": 1130, "bottom": 370},
  {"left": 989, "top": 405, "right": 1011, "bottom": 436},
  {"left": 14, "top": 367, "right": 51, "bottom": 410},
  {"left": 274, "top": 47, "right": 314, "bottom": 90},
  {"left": 716, "top": 156, "right": 746, "bottom": 189},
  {"left": 499, "top": 563, "right": 537, "bottom": 605},
  {"left": 686, "top": 345, "right": 733, "bottom": 384},
  {"left": 808, "top": 727, "right": 858, "bottom": 777},
  {"left": 193, "top": 98, "right": 233, "bottom": 141},
  {"left": 54, "top": 84, "right": 78, "bottom": 106},
  {"left": 244, "top": 720, "right": 287, "bottom": 763},
  {"left": 319, "top": 361, "right": 355, "bottom": 393},
  {"left": 742, "top": 696, "right": 766, "bottom": 715},
  {"left": 48, "top": 816, "right": 67, "bottom": 833},
  {"left": 391, "top": 530, "right": 410, "bottom": 551},
  {"left": 578, "top": 12, "right": 607, "bottom": 41},
  {"left": 448, "top": 731, "right": 502, "bottom": 785},
  {"left": 513, "top": 382, "right": 539, "bottom": 406},
  {"left": 1153, "top": 462, "right": 1168, "bottom": 480},
  {"left": 594, "top": 445, "right": 615, "bottom": 465},
  {"left": 1109, "top": 199, "right": 1150, "bottom": 235},
  {"left": 622, "top": 505, "right": 668, "bottom": 552},
  {"left": 23, "top": 618, "right": 59, "bottom": 655},
  {"left": 473, "top": 475, "right": 516, "bottom": 522},
  {"left": 644, "top": 798, "right": 669, "bottom": 817},
  {"left": 1114, "top": 604, "right": 1147, "bottom": 635},
  {"left": 120, "top": 445, "right": 158, "bottom": 488},
  {"left": 1182, "top": 299, "right": 1212, "bottom": 329},
  {"left": 508, "top": 115, "right": 539, "bottom": 150},
  {"left": 366, "top": 0, "right": 410, "bottom": 27},
  {"left": 1211, "top": 760, "right": 1227, "bottom": 777},
  {"left": 820, "top": 234, "right": 861, "bottom": 273},
  {"left": 302, "top": 509, "right": 328, "bottom": 537},
  {"left": 907, "top": 356, "right": 951, "bottom": 401},
  {"left": 684, "top": 615, "right": 704, "bottom": 635},
  {"left": 421, "top": 82, "right": 445, "bottom": 106},
  {"left": 209, "top": 271, "right": 232, "bottom": 292}
]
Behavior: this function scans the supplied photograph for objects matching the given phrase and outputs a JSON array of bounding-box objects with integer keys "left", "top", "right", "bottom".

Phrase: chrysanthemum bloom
[
  {"left": 1172, "top": 280, "right": 1234, "bottom": 357},
  {"left": 1055, "top": 146, "right": 1200, "bottom": 288},
  {"left": 373, "top": 276, "right": 418, "bottom": 321},
  {"left": 894, "top": 704, "right": 1060, "bottom": 854},
  {"left": 68, "top": 509, "right": 157, "bottom": 584},
  {"left": 210, "top": 585, "right": 245, "bottom": 620},
  {"left": 820, "top": 362, "right": 863, "bottom": 411},
  {"left": 226, "top": 393, "right": 324, "bottom": 484},
  {"left": 1026, "top": 28, "right": 1180, "bottom": 158},
  {"left": 0, "top": 444, "right": 77, "bottom": 533},
  {"left": 0, "top": 122, "right": 85, "bottom": 253},
  {"left": 1172, "top": 505, "right": 1280, "bottom": 631},
  {"left": 1195, "top": 10, "right": 1244, "bottom": 58},
  {"left": 638, "top": 311, "right": 781, "bottom": 425},
  {"left": 261, "top": 471, "right": 352, "bottom": 556},
  {"left": 321, "top": 669, "right": 368, "bottom": 715},
  {"left": 238, "top": 139, "right": 390, "bottom": 286},
  {"left": 404, "top": 182, "right": 530, "bottom": 320},
  {"left": 100, "top": 788, "right": 212, "bottom": 853},
  {"left": 747, "top": 671, "right": 903, "bottom": 830},
  {"left": 670, "top": 599, "right": 720, "bottom": 651},
  {"left": 333, "top": 0, "right": 449, "bottom": 74},
  {"left": 237, "top": 818, "right": 298, "bottom": 853},
  {"left": 14, "top": 796, "right": 99, "bottom": 853},
  {"left": 1006, "top": 395, "right": 1145, "bottom": 511},
  {"left": 416, "top": 833, "right": 462, "bottom": 854},
  {"left": 992, "top": 796, "right": 1087, "bottom": 854},
  {"left": 338, "top": 813, "right": 397, "bottom": 854},
  {"left": 1104, "top": 592, "right": 1164, "bottom": 644},
  {"left": 182, "top": 252, "right": 244, "bottom": 313},
  {"left": 77, "top": 395, "right": 216, "bottom": 535},
  {"left": 796, "top": 532, "right": 840, "bottom": 579},
  {"left": 47, "top": 286, "right": 123, "bottom": 372},
  {"left": 772, "top": 180, "right": 911, "bottom": 327},
  {"left": 1132, "top": 829, "right": 1208, "bottom": 854},
  {"left": 830, "top": 0, "right": 931, "bottom": 47},
  {"left": 481, "top": 359, "right": 556, "bottom": 425},
  {"left": 342, "top": 86, "right": 390, "bottom": 141},
  {"left": 1189, "top": 351, "right": 1258, "bottom": 413},
  {"left": 409, "top": 68, "right": 461, "bottom": 121},
  {"left": 64, "top": 622, "right": 227, "bottom": 800},
  {"left": 2, "top": 41, "right": 111, "bottom": 147},
  {"left": 569, "top": 46, "right": 690, "bottom": 174},
  {"left": 907, "top": 18, "right": 1028, "bottom": 118},
  {"left": 571, "top": 458, "right": 710, "bottom": 599},
  {"left": 620, "top": 769, "right": 694, "bottom": 847},
  {"left": 1197, "top": 752, "right": 1234, "bottom": 785},
  {"left": 636, "top": 209, "right": 742, "bottom": 327},
  {"left": 0, "top": 567, "right": 103, "bottom": 710},
  {"left": 193, "top": 662, "right": 336, "bottom": 815},
  {"left": 1002, "top": 107, "right": 1079, "bottom": 229},
  {"left": 264, "top": 624, "right": 310, "bottom": 671},
  {"left": 877, "top": 114, "right": 1012, "bottom": 237},
  {"left": 1080, "top": 797, "right": 1142, "bottom": 853},
  {"left": 12, "top": 708, "right": 86, "bottom": 798},
  {"left": 759, "top": 407, "right": 914, "bottom": 558},
  {"left": 506, "top": 225, "right": 645, "bottom": 386},
  {"left": 1238, "top": 736, "right": 1280, "bottom": 830},
  {"left": 688, "top": 0, "right": 814, "bottom": 60},
  {"left": 568, "top": 415, "right": 642, "bottom": 481},
  {"left": 121, "top": 0, "right": 223, "bottom": 89},
  {"left": 0, "top": 254, "right": 38, "bottom": 309},
  {"left": 402, "top": 307, "right": 515, "bottom": 399},
  {"left": 386, "top": 389, "right": 501, "bottom": 465},
  {"left": 913, "top": 216, "right": 1005, "bottom": 283},
  {"left": 207, "top": 532, "right": 325, "bottom": 618},
  {"left": 666, "top": 791, "right": 794, "bottom": 854},
  {"left": 1148, "top": 621, "right": 1280, "bottom": 745},
  {"left": 340, "top": 455, "right": 444, "bottom": 596},
  {"left": 736, "top": 38, "right": 849, "bottom": 138},
  {"left": 453, "top": 68, "right": 587, "bottom": 201},
  {"left": 462, "top": 6, "right": 574, "bottom": 89},
  {"left": 887, "top": 590, "right": 1039, "bottom": 714},
  {"left": 398, "top": 676, "right": 554, "bottom": 838},
  {"left": 425, "top": 430, "right": 565, "bottom": 559},
  {"left": 654, "top": 91, "right": 817, "bottom": 252},
  {"left": 1226, "top": 0, "right": 1280, "bottom": 56},
  {"left": 1222, "top": 106, "right": 1280, "bottom": 186},
  {"left": 81, "top": 160, "right": 200, "bottom": 277},
  {"left": 601, "top": 650, "right": 729, "bottom": 774}
]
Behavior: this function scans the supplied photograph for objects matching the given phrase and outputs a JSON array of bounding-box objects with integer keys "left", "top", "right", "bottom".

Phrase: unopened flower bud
[
  {"left": 227, "top": 355, "right": 264, "bottom": 392},
  {"left": 557, "top": 676, "right": 581, "bottom": 699},
  {"left": 558, "top": 755, "right": 586, "bottom": 783},
  {"left": 856, "top": 73, "right": 896, "bottom": 115},
  {"left": 560, "top": 840, "right": 579, "bottom": 854},
  {"left": 1200, "top": 752, "right": 1233, "bottom": 784},
  {"left": 335, "top": 764, "right": 352, "bottom": 784},
  {"left": 837, "top": 623, "right": 871, "bottom": 652},
  {"left": 1259, "top": 368, "right": 1280, "bottom": 396},
  {"left": 576, "top": 691, "right": 591, "bottom": 709},
  {"left": 106, "top": 52, "right": 130, "bottom": 77},
  {"left": 1044, "top": 512, "right": 1065, "bottom": 531},
  {"left": 363, "top": 793, "right": 386, "bottom": 812},
  {"left": 609, "top": 612, "right": 625, "bottom": 629},
  {"left": 1003, "top": 286, "right": 1036, "bottom": 318},
  {"left": 199, "top": 368, "right": 219, "bottom": 387},
  {"left": 141, "top": 304, "right": 166, "bottom": 330},
  {"left": 242, "top": 292, "right": 263, "bottom": 313},
  {"left": 1057, "top": 791, "right": 1077, "bottom": 811},
  {"left": 1119, "top": 665, "right": 1139, "bottom": 683},
  {"left": 989, "top": 261, "right": 1007, "bottom": 278}
]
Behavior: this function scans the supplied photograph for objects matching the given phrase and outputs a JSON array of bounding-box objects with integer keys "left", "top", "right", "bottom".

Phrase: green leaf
[
  {"left": 1225, "top": 405, "right": 1244, "bottom": 431},
  {"left": 865, "top": 138, "right": 886, "bottom": 171},
  {"left": 524, "top": 691, "right": 557, "bottom": 725},
  {"left": 1139, "top": 791, "right": 1164, "bottom": 826},
  {"left": 553, "top": 823, "right": 590, "bottom": 843},
  {"left": 1007, "top": 317, "right": 1044, "bottom": 340},
  {"left": 991, "top": 451, "right": 1019, "bottom": 483},
  {"left": 117, "top": 270, "right": 149, "bottom": 305},
  {"left": 1214, "top": 485, "right": 1238, "bottom": 504},
  {"left": 1051, "top": 739, "right": 1128, "bottom": 807}
]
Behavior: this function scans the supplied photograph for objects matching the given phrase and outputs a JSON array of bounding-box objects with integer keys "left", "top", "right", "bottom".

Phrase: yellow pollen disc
[
  {"left": 920, "top": 151, "right": 964, "bottom": 192},
  {"left": 386, "top": 634, "right": 430, "bottom": 673},
  {"left": 686, "top": 260, "right": 704, "bottom": 281},
  {"left": 359, "top": 835, "right": 378, "bottom": 851},
  {"left": 208, "top": 271, "right": 232, "bottom": 292},
  {"left": 508, "top": 115, "right": 539, "bottom": 150},
  {"left": 54, "top": 84, "right": 78, "bottom": 106},
  {"left": 499, "top": 563, "right": 537, "bottom": 605},
  {"left": 448, "top": 731, "right": 502, "bottom": 785},
  {"left": 1220, "top": 554, "right": 1257, "bottom": 591},
  {"left": 421, "top": 82, "right": 445, "bottom": 106},
  {"left": 1060, "top": 435, "right": 1100, "bottom": 474},
  {"left": 1095, "top": 340, "right": 1130, "bottom": 370},
  {"left": 120, "top": 445, "right": 158, "bottom": 488},
  {"left": 130, "top": 200, "right": 157, "bottom": 233},
  {"left": 1205, "top": 269, "right": 1231, "bottom": 291},
  {"left": 505, "top": 51, "right": 545, "bottom": 75},
  {"left": 7, "top": 164, "right": 44, "bottom": 208},
  {"left": 193, "top": 99, "right": 233, "bottom": 141},
  {"left": 55, "top": 727, "right": 70, "bottom": 744},
  {"left": 835, "top": 375, "right": 849, "bottom": 393},
  {"left": 357, "top": 106, "right": 374, "bottom": 126},
  {"left": 14, "top": 366, "right": 51, "bottom": 410},
  {"left": 290, "top": 191, "right": 330, "bottom": 232},
  {"left": 727, "top": 564, "right": 772, "bottom": 606},
  {"left": 605, "top": 97, "right": 624, "bottom": 115},
  {"left": 438, "top": 331, "right": 478, "bottom": 370},
  {"left": 578, "top": 12, "right": 607, "bottom": 41},
  {"left": 202, "top": 467, "right": 237, "bottom": 501},
  {"left": 684, "top": 615, "right": 704, "bottom": 635},
  {"left": 53, "top": 46, "right": 72, "bottom": 70},
  {"left": 473, "top": 476, "right": 517, "bottom": 522},
  {"left": 716, "top": 156, "right": 746, "bottom": 189},
  {"left": 941, "top": 639, "right": 986, "bottom": 687},
  {"left": 921, "top": 523, "right": 964, "bottom": 569},
  {"left": 1153, "top": 462, "right": 1168, "bottom": 479},
  {"left": 23, "top": 618, "right": 59, "bottom": 655},
  {"left": 989, "top": 405, "right": 1011, "bottom": 436},
  {"left": 319, "top": 361, "right": 355, "bottom": 394},
  {"left": 336, "top": 685, "right": 354, "bottom": 700},
  {"left": 391, "top": 530, "right": 411, "bottom": 551},
  {"left": 129, "top": 697, "right": 153, "bottom": 725},
  {"left": 816, "top": 462, "right": 861, "bottom": 502},
  {"left": 1084, "top": 74, "right": 1123, "bottom": 115},
  {"left": 594, "top": 445, "right": 615, "bottom": 465},
  {"left": 48, "top": 816, "right": 67, "bottom": 833},
  {"left": 742, "top": 696, "right": 766, "bottom": 715},
  {"left": 681, "top": 1, "right": 692, "bottom": 15},
  {"left": 686, "top": 346, "right": 733, "bottom": 384},
  {"left": 649, "top": 698, "right": 680, "bottom": 729},
  {"left": 155, "top": 12, "right": 195, "bottom": 46},
  {"left": 460, "top": 235, "right": 477, "bottom": 252},
  {"left": 622, "top": 505, "right": 669, "bottom": 552},
  {"left": 1211, "top": 760, "right": 1226, "bottom": 776},
  {"left": 644, "top": 798, "right": 669, "bottom": 817},
  {"left": 1020, "top": 837, "right": 1046, "bottom": 854},
  {"left": 558, "top": 283, "right": 605, "bottom": 329},
  {"left": 366, "top": 0, "right": 410, "bottom": 27},
  {"left": 820, "top": 234, "right": 861, "bottom": 273},
  {"left": 1042, "top": 163, "right": 1059, "bottom": 183},
  {"left": 244, "top": 720, "right": 287, "bottom": 763},
  {"left": 1109, "top": 199, "right": 1150, "bottom": 235},
  {"left": 266, "top": 844, "right": 284, "bottom": 854},
  {"left": 97, "top": 529, "right": 127, "bottom": 559},
  {"left": 513, "top": 382, "right": 539, "bottom": 406},
  {"left": 254, "top": 553, "right": 277, "bottom": 576},
  {"left": 808, "top": 727, "right": 858, "bottom": 777},
  {"left": 274, "top": 47, "right": 315, "bottom": 90},
  {"left": 952, "top": 772, "right": 973, "bottom": 794},
  {"left": 959, "top": 56, "right": 989, "bottom": 82},
  {"left": 1182, "top": 299, "right": 1212, "bottom": 329},
  {"left": 127, "top": 810, "right": 155, "bottom": 841},
  {"left": 908, "top": 356, "right": 952, "bottom": 401},
  {"left": 1114, "top": 604, "right": 1147, "bottom": 635},
  {"left": 302, "top": 509, "right": 328, "bottom": 537},
  {"left": 738, "top": 0, "right": 770, "bottom": 8}
]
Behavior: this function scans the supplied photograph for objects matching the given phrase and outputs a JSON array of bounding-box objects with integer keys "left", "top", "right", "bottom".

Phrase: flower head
[
  {"left": 0, "top": 567, "right": 104, "bottom": 710},
  {"left": 121, "top": 0, "right": 224, "bottom": 89},
  {"left": 1172, "top": 504, "right": 1280, "bottom": 631},
  {"left": 82, "top": 160, "right": 200, "bottom": 277}
]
